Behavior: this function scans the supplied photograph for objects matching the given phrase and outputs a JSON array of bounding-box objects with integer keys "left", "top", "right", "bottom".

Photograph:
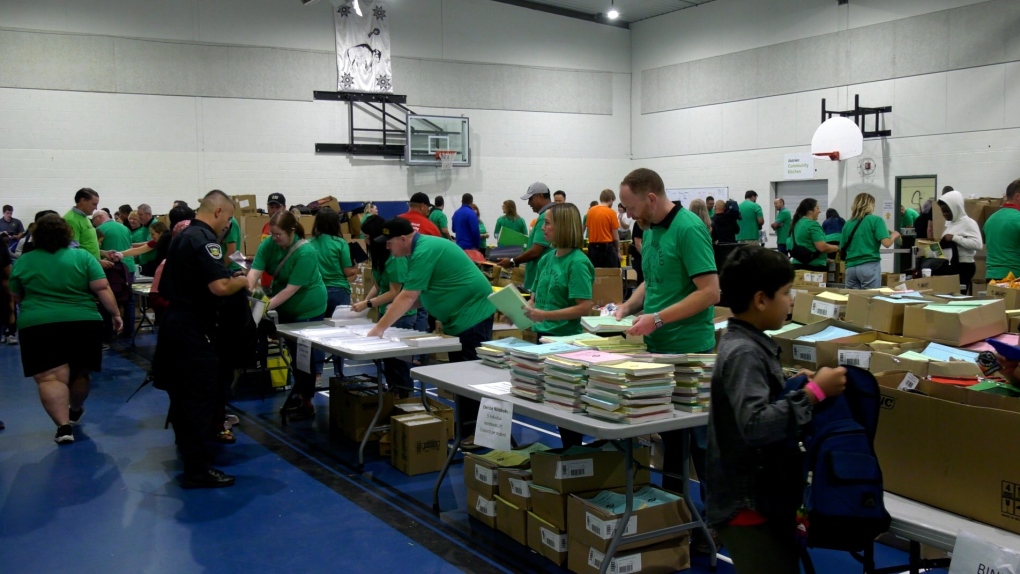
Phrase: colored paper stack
[
  {"left": 507, "top": 343, "right": 583, "bottom": 402},
  {"left": 476, "top": 337, "right": 537, "bottom": 369},
  {"left": 671, "top": 354, "right": 716, "bottom": 413},
  {"left": 542, "top": 350, "right": 630, "bottom": 413},
  {"left": 571, "top": 335, "right": 646, "bottom": 354},
  {"left": 582, "top": 361, "right": 676, "bottom": 424}
]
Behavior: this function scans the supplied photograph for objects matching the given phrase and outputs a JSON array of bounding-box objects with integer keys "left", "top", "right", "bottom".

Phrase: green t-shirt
[
  {"left": 840, "top": 215, "right": 889, "bottom": 268},
  {"left": 10, "top": 247, "right": 105, "bottom": 329},
  {"left": 641, "top": 208, "right": 717, "bottom": 354},
  {"left": 774, "top": 207, "right": 792, "bottom": 245},
  {"left": 985, "top": 208, "right": 1020, "bottom": 280},
  {"left": 495, "top": 215, "right": 528, "bottom": 239},
  {"left": 900, "top": 208, "right": 919, "bottom": 229},
  {"left": 429, "top": 209, "right": 449, "bottom": 235},
  {"left": 371, "top": 256, "right": 415, "bottom": 317},
  {"left": 524, "top": 208, "right": 553, "bottom": 292},
  {"left": 132, "top": 225, "right": 155, "bottom": 265},
  {"left": 788, "top": 219, "right": 828, "bottom": 268},
  {"left": 737, "top": 200, "right": 764, "bottom": 241},
  {"left": 97, "top": 220, "right": 136, "bottom": 274},
  {"left": 479, "top": 222, "right": 488, "bottom": 250},
  {"left": 64, "top": 209, "right": 100, "bottom": 260},
  {"left": 308, "top": 234, "right": 353, "bottom": 292},
  {"left": 252, "top": 236, "right": 328, "bottom": 320},
  {"left": 221, "top": 217, "right": 243, "bottom": 273},
  {"left": 531, "top": 249, "right": 595, "bottom": 336},
  {"left": 403, "top": 235, "right": 495, "bottom": 335}
]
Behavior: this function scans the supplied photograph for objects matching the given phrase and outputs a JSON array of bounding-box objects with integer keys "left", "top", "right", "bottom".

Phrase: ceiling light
[
  {"left": 352, "top": 0, "right": 362, "bottom": 16},
  {"left": 606, "top": 0, "right": 619, "bottom": 19}
]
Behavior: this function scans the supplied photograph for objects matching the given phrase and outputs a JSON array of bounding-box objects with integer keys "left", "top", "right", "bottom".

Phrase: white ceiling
[{"left": 513, "top": 0, "right": 718, "bottom": 24}]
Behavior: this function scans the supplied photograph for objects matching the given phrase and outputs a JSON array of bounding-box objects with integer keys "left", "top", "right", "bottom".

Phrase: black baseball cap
[
  {"left": 374, "top": 217, "right": 415, "bottom": 243},
  {"left": 267, "top": 193, "right": 286, "bottom": 206},
  {"left": 409, "top": 192, "right": 431, "bottom": 206}
]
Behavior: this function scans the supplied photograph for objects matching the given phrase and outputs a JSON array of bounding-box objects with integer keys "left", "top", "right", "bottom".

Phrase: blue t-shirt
[{"left": 452, "top": 205, "right": 480, "bottom": 250}]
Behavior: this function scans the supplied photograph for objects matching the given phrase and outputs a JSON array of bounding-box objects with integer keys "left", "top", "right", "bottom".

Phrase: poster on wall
[
  {"left": 665, "top": 187, "right": 729, "bottom": 207},
  {"left": 335, "top": 1, "right": 392, "bottom": 93}
]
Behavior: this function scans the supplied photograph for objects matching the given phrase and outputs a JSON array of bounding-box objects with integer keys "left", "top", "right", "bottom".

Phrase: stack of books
[
  {"left": 538, "top": 332, "right": 603, "bottom": 345},
  {"left": 582, "top": 361, "right": 677, "bottom": 424},
  {"left": 507, "top": 343, "right": 582, "bottom": 402},
  {"left": 542, "top": 350, "right": 630, "bottom": 413},
  {"left": 571, "top": 335, "right": 646, "bottom": 354},
  {"left": 580, "top": 315, "right": 636, "bottom": 334},
  {"left": 476, "top": 337, "right": 537, "bottom": 369},
  {"left": 671, "top": 354, "right": 716, "bottom": 413}
]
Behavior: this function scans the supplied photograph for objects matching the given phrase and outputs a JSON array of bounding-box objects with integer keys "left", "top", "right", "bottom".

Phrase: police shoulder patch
[{"left": 206, "top": 243, "right": 223, "bottom": 259}]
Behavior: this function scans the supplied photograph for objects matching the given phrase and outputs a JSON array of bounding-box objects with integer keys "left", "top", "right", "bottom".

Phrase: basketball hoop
[{"left": 435, "top": 150, "right": 456, "bottom": 170}]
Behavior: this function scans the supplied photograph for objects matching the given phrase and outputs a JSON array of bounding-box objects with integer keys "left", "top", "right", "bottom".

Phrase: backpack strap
[
  {"left": 273, "top": 239, "right": 307, "bottom": 277},
  {"left": 839, "top": 217, "right": 866, "bottom": 260}
]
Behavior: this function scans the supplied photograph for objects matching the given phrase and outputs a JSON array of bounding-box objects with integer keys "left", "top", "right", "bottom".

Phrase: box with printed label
[
  {"left": 844, "top": 293, "right": 934, "bottom": 335},
  {"left": 874, "top": 373, "right": 1020, "bottom": 535},
  {"left": 902, "top": 298, "right": 1007, "bottom": 347},
  {"left": 592, "top": 268, "right": 623, "bottom": 308},
  {"left": 495, "top": 495, "right": 528, "bottom": 545},
  {"left": 986, "top": 284, "right": 1020, "bottom": 311},
  {"left": 567, "top": 538, "right": 690, "bottom": 574},
  {"left": 467, "top": 488, "right": 498, "bottom": 529},
  {"left": 393, "top": 397, "right": 454, "bottom": 440},
  {"left": 820, "top": 332, "right": 926, "bottom": 370},
  {"left": 391, "top": 413, "right": 446, "bottom": 476},
  {"left": 530, "top": 444, "right": 651, "bottom": 494},
  {"left": 793, "top": 270, "right": 827, "bottom": 288},
  {"left": 882, "top": 273, "right": 909, "bottom": 287},
  {"left": 772, "top": 319, "right": 869, "bottom": 369},
  {"left": 464, "top": 449, "right": 536, "bottom": 500},
  {"left": 891, "top": 275, "right": 961, "bottom": 295},
  {"left": 792, "top": 291, "right": 849, "bottom": 325},
  {"left": 567, "top": 487, "right": 691, "bottom": 553},
  {"left": 527, "top": 511, "right": 569, "bottom": 566},
  {"left": 329, "top": 379, "right": 394, "bottom": 442},
  {"left": 497, "top": 468, "right": 534, "bottom": 511},
  {"left": 231, "top": 194, "right": 257, "bottom": 214},
  {"left": 530, "top": 484, "right": 571, "bottom": 530}
]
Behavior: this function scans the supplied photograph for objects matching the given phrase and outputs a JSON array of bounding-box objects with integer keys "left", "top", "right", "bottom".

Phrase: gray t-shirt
[{"left": 0, "top": 217, "right": 24, "bottom": 237}]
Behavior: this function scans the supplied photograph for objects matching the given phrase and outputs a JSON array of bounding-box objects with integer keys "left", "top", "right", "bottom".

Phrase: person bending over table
[
  {"left": 521, "top": 202, "right": 595, "bottom": 449},
  {"left": 247, "top": 210, "right": 328, "bottom": 422},
  {"left": 368, "top": 217, "right": 496, "bottom": 449}
]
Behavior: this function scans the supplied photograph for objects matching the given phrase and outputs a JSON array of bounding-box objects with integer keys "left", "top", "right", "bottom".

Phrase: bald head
[
  {"left": 197, "top": 189, "right": 235, "bottom": 236},
  {"left": 91, "top": 210, "right": 110, "bottom": 226}
]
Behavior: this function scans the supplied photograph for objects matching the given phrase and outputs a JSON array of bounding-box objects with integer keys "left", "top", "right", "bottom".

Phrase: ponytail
[
  {"left": 791, "top": 198, "right": 818, "bottom": 234},
  {"left": 270, "top": 210, "right": 305, "bottom": 239}
]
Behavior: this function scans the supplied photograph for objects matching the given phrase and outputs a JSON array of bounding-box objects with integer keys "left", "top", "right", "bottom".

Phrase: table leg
[
  {"left": 279, "top": 342, "right": 296, "bottom": 427},
  {"left": 432, "top": 394, "right": 465, "bottom": 513},
  {"left": 681, "top": 428, "right": 717, "bottom": 569},
  {"left": 600, "top": 438, "right": 635, "bottom": 574},
  {"left": 909, "top": 541, "right": 920, "bottom": 574},
  {"left": 131, "top": 295, "right": 153, "bottom": 348},
  {"left": 358, "top": 359, "right": 387, "bottom": 468}
]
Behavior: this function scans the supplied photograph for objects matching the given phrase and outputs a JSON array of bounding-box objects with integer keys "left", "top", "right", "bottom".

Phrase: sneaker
[
  {"left": 55, "top": 424, "right": 74, "bottom": 444},
  {"left": 225, "top": 414, "right": 240, "bottom": 426},
  {"left": 179, "top": 468, "right": 235, "bottom": 489},
  {"left": 287, "top": 406, "right": 315, "bottom": 421},
  {"left": 211, "top": 429, "right": 236, "bottom": 444},
  {"left": 6, "top": 335, "right": 16, "bottom": 345},
  {"left": 69, "top": 407, "right": 85, "bottom": 426},
  {"left": 0, "top": 335, "right": 6, "bottom": 344}
]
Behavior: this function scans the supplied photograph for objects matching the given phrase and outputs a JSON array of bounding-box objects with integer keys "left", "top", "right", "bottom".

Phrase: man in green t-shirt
[
  {"left": 985, "top": 179, "right": 1020, "bottom": 280},
  {"left": 428, "top": 196, "right": 451, "bottom": 239},
  {"left": 615, "top": 167, "right": 720, "bottom": 496},
  {"left": 736, "top": 190, "right": 764, "bottom": 243},
  {"left": 93, "top": 210, "right": 138, "bottom": 337},
  {"left": 899, "top": 205, "right": 919, "bottom": 230},
  {"left": 771, "top": 197, "right": 792, "bottom": 256},
  {"left": 63, "top": 188, "right": 104, "bottom": 264},
  {"left": 496, "top": 182, "right": 553, "bottom": 292}
]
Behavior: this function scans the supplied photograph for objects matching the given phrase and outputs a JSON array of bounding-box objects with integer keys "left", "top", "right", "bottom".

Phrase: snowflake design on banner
[
  {"left": 375, "top": 74, "right": 392, "bottom": 91},
  {"left": 340, "top": 73, "right": 355, "bottom": 90},
  {"left": 337, "top": 4, "right": 351, "bottom": 17},
  {"left": 373, "top": 6, "right": 387, "bottom": 20}
]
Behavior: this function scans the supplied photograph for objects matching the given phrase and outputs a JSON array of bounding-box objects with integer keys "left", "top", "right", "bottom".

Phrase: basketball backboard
[
  {"left": 811, "top": 117, "right": 863, "bottom": 161},
  {"left": 405, "top": 114, "right": 470, "bottom": 167}
]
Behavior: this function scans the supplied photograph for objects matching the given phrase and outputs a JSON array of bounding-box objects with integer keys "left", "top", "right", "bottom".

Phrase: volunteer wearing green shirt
[
  {"left": 841, "top": 193, "right": 900, "bottom": 289},
  {"left": 616, "top": 167, "right": 720, "bottom": 495},
  {"left": 10, "top": 214, "right": 123, "bottom": 444},
  {"left": 985, "top": 178, "right": 1020, "bottom": 280},
  {"left": 63, "top": 188, "right": 102, "bottom": 262},
  {"left": 496, "top": 182, "right": 553, "bottom": 292},
  {"left": 359, "top": 202, "right": 378, "bottom": 239},
  {"left": 472, "top": 204, "right": 489, "bottom": 251},
  {"left": 309, "top": 209, "right": 357, "bottom": 315},
  {"left": 94, "top": 210, "right": 138, "bottom": 338},
  {"left": 494, "top": 200, "right": 528, "bottom": 241},
  {"left": 369, "top": 216, "right": 496, "bottom": 448},
  {"left": 736, "top": 190, "right": 764, "bottom": 243},
  {"left": 900, "top": 205, "right": 919, "bottom": 230},
  {"left": 788, "top": 198, "right": 839, "bottom": 271},
  {"left": 247, "top": 210, "right": 327, "bottom": 420},
  {"left": 428, "top": 196, "right": 450, "bottom": 239},
  {"left": 220, "top": 216, "right": 243, "bottom": 274},
  {"left": 771, "top": 197, "right": 792, "bottom": 256}
]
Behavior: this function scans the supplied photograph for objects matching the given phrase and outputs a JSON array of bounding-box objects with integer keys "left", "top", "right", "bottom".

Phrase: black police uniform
[{"left": 154, "top": 219, "right": 232, "bottom": 476}]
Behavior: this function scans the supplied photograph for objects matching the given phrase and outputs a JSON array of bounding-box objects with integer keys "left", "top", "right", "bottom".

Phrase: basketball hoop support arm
[
  {"left": 312, "top": 90, "right": 441, "bottom": 157},
  {"left": 821, "top": 94, "right": 892, "bottom": 138}
]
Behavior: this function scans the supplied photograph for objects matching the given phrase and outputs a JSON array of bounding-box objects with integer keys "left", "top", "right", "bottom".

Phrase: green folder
[
  {"left": 497, "top": 227, "right": 529, "bottom": 247},
  {"left": 488, "top": 284, "right": 535, "bottom": 330}
]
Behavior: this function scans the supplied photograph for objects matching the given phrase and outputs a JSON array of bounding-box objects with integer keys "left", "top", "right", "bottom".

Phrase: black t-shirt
[
  {"left": 160, "top": 220, "right": 232, "bottom": 317},
  {"left": 629, "top": 224, "right": 644, "bottom": 257}
]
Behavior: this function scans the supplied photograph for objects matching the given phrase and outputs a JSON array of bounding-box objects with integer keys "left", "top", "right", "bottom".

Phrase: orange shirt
[{"left": 585, "top": 205, "right": 619, "bottom": 243}]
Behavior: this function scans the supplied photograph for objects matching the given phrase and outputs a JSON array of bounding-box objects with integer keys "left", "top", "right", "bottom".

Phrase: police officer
[{"left": 154, "top": 190, "right": 248, "bottom": 489}]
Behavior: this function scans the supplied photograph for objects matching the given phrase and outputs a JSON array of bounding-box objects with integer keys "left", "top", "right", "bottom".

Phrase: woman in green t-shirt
[
  {"left": 471, "top": 203, "right": 489, "bottom": 252},
  {"left": 247, "top": 210, "right": 328, "bottom": 421},
  {"left": 788, "top": 198, "right": 838, "bottom": 272},
  {"left": 310, "top": 209, "right": 357, "bottom": 315},
  {"left": 493, "top": 199, "right": 528, "bottom": 241},
  {"left": 9, "top": 214, "right": 123, "bottom": 444},
  {"left": 841, "top": 193, "right": 900, "bottom": 289},
  {"left": 522, "top": 202, "right": 595, "bottom": 449}
]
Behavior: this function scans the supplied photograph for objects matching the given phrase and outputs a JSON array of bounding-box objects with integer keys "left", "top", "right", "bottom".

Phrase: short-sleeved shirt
[
  {"left": 774, "top": 208, "right": 792, "bottom": 245},
  {"left": 0, "top": 217, "right": 25, "bottom": 237},
  {"left": 160, "top": 220, "right": 233, "bottom": 319},
  {"left": 788, "top": 218, "right": 828, "bottom": 268},
  {"left": 308, "top": 234, "right": 353, "bottom": 292},
  {"left": 402, "top": 235, "right": 496, "bottom": 335},
  {"left": 479, "top": 222, "right": 488, "bottom": 250},
  {"left": 97, "top": 220, "right": 136, "bottom": 274},
  {"left": 64, "top": 208, "right": 100, "bottom": 260},
  {"left": 841, "top": 215, "right": 890, "bottom": 268},
  {"left": 131, "top": 225, "right": 156, "bottom": 265},
  {"left": 641, "top": 205, "right": 717, "bottom": 354},
  {"left": 900, "top": 208, "right": 919, "bottom": 230},
  {"left": 452, "top": 205, "right": 480, "bottom": 250},
  {"left": 10, "top": 247, "right": 105, "bottom": 329},
  {"left": 495, "top": 215, "right": 527, "bottom": 239},
  {"left": 585, "top": 205, "right": 620, "bottom": 243},
  {"left": 252, "top": 236, "right": 328, "bottom": 320},
  {"left": 737, "top": 200, "right": 764, "bottom": 241},
  {"left": 985, "top": 206, "right": 1020, "bottom": 280},
  {"left": 524, "top": 206, "right": 553, "bottom": 292},
  {"left": 532, "top": 249, "right": 595, "bottom": 336},
  {"left": 221, "top": 217, "right": 243, "bottom": 273},
  {"left": 429, "top": 209, "right": 449, "bottom": 235},
  {"left": 399, "top": 211, "right": 441, "bottom": 236},
  {"left": 372, "top": 256, "right": 415, "bottom": 317}
]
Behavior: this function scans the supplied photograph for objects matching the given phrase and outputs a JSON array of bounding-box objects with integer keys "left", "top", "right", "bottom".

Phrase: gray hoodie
[{"left": 939, "top": 191, "right": 983, "bottom": 263}]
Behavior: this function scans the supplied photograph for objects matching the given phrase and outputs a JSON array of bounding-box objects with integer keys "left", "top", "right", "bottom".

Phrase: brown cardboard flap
[
  {"left": 567, "top": 487, "right": 691, "bottom": 553},
  {"left": 530, "top": 445, "right": 650, "bottom": 494},
  {"left": 903, "top": 298, "right": 1007, "bottom": 346}
]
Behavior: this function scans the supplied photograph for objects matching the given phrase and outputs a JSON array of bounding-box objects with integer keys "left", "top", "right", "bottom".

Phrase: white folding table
[{"left": 411, "top": 360, "right": 715, "bottom": 574}]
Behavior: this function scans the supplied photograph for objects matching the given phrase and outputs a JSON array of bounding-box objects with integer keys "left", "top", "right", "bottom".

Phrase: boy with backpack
[{"left": 707, "top": 246, "right": 847, "bottom": 573}]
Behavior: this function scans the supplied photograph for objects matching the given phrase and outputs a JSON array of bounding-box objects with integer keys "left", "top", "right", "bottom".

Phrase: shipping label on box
[
  {"left": 391, "top": 414, "right": 446, "bottom": 476},
  {"left": 567, "top": 539, "right": 690, "bottom": 574},
  {"left": 892, "top": 275, "right": 961, "bottom": 295},
  {"left": 498, "top": 468, "right": 533, "bottom": 511},
  {"left": 530, "top": 446, "right": 650, "bottom": 494},
  {"left": 527, "top": 512, "right": 568, "bottom": 566},
  {"left": 773, "top": 319, "right": 869, "bottom": 369},
  {"left": 467, "top": 489, "right": 498, "bottom": 529},
  {"left": 986, "top": 284, "right": 1020, "bottom": 311},
  {"left": 568, "top": 487, "right": 690, "bottom": 553},
  {"left": 837, "top": 349, "right": 871, "bottom": 369}
]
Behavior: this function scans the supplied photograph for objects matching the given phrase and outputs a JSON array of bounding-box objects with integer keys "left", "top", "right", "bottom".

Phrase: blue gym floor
[{"left": 0, "top": 332, "right": 947, "bottom": 573}]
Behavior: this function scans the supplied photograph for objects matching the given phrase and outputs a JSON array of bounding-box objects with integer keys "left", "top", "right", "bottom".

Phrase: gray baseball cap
[{"left": 521, "top": 182, "right": 550, "bottom": 201}]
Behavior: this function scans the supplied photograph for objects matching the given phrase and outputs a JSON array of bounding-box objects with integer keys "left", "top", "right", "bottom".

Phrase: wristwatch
[
  {"left": 366, "top": 299, "right": 374, "bottom": 308},
  {"left": 510, "top": 258, "right": 516, "bottom": 267},
  {"left": 653, "top": 312, "right": 664, "bottom": 330}
]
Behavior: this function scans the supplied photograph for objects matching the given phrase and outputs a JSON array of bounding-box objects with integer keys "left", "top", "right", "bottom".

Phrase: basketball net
[{"left": 436, "top": 150, "right": 456, "bottom": 171}]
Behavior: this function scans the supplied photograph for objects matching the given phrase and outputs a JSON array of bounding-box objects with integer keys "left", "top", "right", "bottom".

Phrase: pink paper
[{"left": 963, "top": 333, "right": 1019, "bottom": 353}]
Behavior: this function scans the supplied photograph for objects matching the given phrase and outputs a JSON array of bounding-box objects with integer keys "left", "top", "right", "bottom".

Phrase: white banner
[{"left": 335, "top": 1, "right": 392, "bottom": 92}]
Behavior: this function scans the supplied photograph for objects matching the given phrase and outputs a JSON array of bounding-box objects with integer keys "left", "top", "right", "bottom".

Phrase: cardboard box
[
  {"left": 348, "top": 212, "right": 362, "bottom": 238},
  {"left": 393, "top": 397, "right": 454, "bottom": 440},
  {"left": 567, "top": 538, "right": 690, "bottom": 574},
  {"left": 313, "top": 195, "right": 340, "bottom": 214},
  {"left": 527, "top": 512, "right": 569, "bottom": 566},
  {"left": 891, "top": 274, "right": 961, "bottom": 295},
  {"left": 511, "top": 266, "right": 526, "bottom": 285},
  {"left": 378, "top": 431, "right": 392, "bottom": 457},
  {"left": 391, "top": 413, "right": 446, "bottom": 476},
  {"left": 986, "top": 284, "right": 1020, "bottom": 310},
  {"left": 242, "top": 214, "right": 270, "bottom": 256},
  {"left": 792, "top": 291, "right": 848, "bottom": 325},
  {"left": 492, "top": 324, "right": 526, "bottom": 341},
  {"left": 882, "top": 273, "right": 909, "bottom": 287},
  {"left": 592, "top": 268, "right": 623, "bottom": 307},
  {"left": 844, "top": 293, "right": 933, "bottom": 335},
  {"left": 869, "top": 351, "right": 983, "bottom": 378},
  {"left": 329, "top": 379, "right": 394, "bottom": 442},
  {"left": 772, "top": 319, "right": 869, "bottom": 369},
  {"left": 902, "top": 298, "right": 1007, "bottom": 346},
  {"left": 530, "top": 445, "right": 650, "bottom": 494},
  {"left": 231, "top": 194, "right": 257, "bottom": 214},
  {"left": 794, "top": 270, "right": 827, "bottom": 288},
  {"left": 464, "top": 450, "right": 535, "bottom": 500},
  {"left": 497, "top": 468, "right": 534, "bottom": 511},
  {"left": 567, "top": 487, "right": 691, "bottom": 553},
  {"left": 495, "top": 495, "right": 528, "bottom": 545},
  {"left": 530, "top": 484, "right": 570, "bottom": 531},
  {"left": 874, "top": 373, "right": 1020, "bottom": 535},
  {"left": 467, "top": 488, "right": 498, "bottom": 529},
  {"left": 822, "top": 332, "right": 926, "bottom": 370},
  {"left": 1010, "top": 312, "right": 1020, "bottom": 333}
]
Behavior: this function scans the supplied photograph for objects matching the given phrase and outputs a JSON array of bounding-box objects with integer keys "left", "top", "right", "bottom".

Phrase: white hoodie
[{"left": 939, "top": 191, "right": 983, "bottom": 263}]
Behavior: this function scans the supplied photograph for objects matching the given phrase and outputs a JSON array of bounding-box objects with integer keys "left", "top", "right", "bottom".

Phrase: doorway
[
  {"left": 773, "top": 180, "right": 829, "bottom": 248},
  {"left": 895, "top": 175, "right": 937, "bottom": 272}
]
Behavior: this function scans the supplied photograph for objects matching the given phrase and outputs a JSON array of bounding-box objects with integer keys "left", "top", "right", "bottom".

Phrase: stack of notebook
[
  {"left": 542, "top": 350, "right": 630, "bottom": 413},
  {"left": 580, "top": 315, "right": 636, "bottom": 334},
  {"left": 671, "top": 354, "right": 716, "bottom": 413},
  {"left": 476, "top": 337, "right": 537, "bottom": 369},
  {"left": 582, "top": 361, "right": 677, "bottom": 424},
  {"left": 507, "top": 343, "right": 582, "bottom": 401},
  {"left": 571, "top": 335, "right": 646, "bottom": 354}
]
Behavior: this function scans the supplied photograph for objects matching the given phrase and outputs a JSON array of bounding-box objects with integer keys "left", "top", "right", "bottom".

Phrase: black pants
[
  {"left": 448, "top": 316, "right": 494, "bottom": 438},
  {"left": 958, "top": 262, "right": 976, "bottom": 294},
  {"left": 588, "top": 242, "right": 620, "bottom": 268},
  {"left": 383, "top": 314, "right": 417, "bottom": 396}
]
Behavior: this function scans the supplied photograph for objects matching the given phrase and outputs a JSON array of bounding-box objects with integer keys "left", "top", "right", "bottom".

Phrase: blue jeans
[
  {"left": 383, "top": 314, "right": 417, "bottom": 394},
  {"left": 846, "top": 260, "right": 881, "bottom": 289},
  {"left": 325, "top": 287, "right": 351, "bottom": 318}
]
